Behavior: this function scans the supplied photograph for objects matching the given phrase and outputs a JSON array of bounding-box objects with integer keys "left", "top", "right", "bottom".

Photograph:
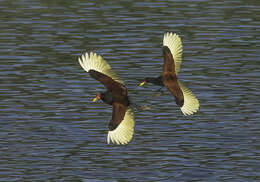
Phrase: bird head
[
  {"left": 139, "top": 79, "right": 147, "bottom": 86},
  {"left": 93, "top": 92, "right": 101, "bottom": 102}
]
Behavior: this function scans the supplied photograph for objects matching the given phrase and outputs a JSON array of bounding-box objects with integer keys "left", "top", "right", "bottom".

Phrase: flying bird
[
  {"left": 78, "top": 52, "right": 134, "bottom": 145},
  {"left": 139, "top": 32, "right": 199, "bottom": 116}
]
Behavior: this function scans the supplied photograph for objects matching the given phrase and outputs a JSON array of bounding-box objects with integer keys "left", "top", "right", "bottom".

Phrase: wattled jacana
[
  {"left": 78, "top": 52, "right": 135, "bottom": 145},
  {"left": 139, "top": 32, "right": 199, "bottom": 116}
]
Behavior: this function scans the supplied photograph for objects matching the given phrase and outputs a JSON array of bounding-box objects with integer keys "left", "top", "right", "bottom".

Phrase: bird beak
[
  {"left": 93, "top": 96, "right": 100, "bottom": 102},
  {"left": 93, "top": 93, "right": 101, "bottom": 102},
  {"left": 139, "top": 81, "right": 146, "bottom": 86}
]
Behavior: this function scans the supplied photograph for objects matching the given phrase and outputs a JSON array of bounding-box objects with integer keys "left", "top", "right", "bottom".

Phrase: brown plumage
[
  {"left": 162, "top": 46, "right": 184, "bottom": 107},
  {"left": 89, "top": 70, "right": 129, "bottom": 130},
  {"left": 78, "top": 52, "right": 135, "bottom": 145},
  {"left": 139, "top": 32, "right": 199, "bottom": 116}
]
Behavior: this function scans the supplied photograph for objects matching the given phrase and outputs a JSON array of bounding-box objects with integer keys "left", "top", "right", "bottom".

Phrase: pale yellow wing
[
  {"left": 163, "top": 32, "right": 183, "bottom": 75},
  {"left": 178, "top": 80, "right": 199, "bottom": 116},
  {"left": 78, "top": 52, "right": 124, "bottom": 85},
  {"left": 107, "top": 107, "right": 135, "bottom": 145}
]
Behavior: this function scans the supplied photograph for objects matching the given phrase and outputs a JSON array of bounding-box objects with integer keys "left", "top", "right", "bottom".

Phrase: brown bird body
[
  {"left": 78, "top": 52, "right": 135, "bottom": 145},
  {"left": 139, "top": 32, "right": 199, "bottom": 116},
  {"left": 89, "top": 70, "right": 129, "bottom": 130},
  {"left": 162, "top": 46, "right": 184, "bottom": 107}
]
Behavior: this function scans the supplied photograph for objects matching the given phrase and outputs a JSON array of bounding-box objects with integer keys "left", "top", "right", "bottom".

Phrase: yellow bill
[
  {"left": 92, "top": 97, "right": 98, "bottom": 102},
  {"left": 139, "top": 81, "right": 146, "bottom": 86}
]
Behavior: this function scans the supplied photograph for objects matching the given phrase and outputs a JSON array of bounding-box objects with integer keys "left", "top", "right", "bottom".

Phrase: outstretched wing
[
  {"left": 178, "top": 81, "right": 199, "bottom": 116},
  {"left": 78, "top": 52, "right": 124, "bottom": 85},
  {"left": 162, "top": 46, "right": 175, "bottom": 74},
  {"left": 107, "top": 106, "right": 135, "bottom": 145},
  {"left": 89, "top": 70, "right": 125, "bottom": 94},
  {"left": 163, "top": 32, "right": 183, "bottom": 75}
]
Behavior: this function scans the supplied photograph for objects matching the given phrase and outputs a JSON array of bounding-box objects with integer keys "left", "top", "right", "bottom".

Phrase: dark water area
[{"left": 1, "top": 0, "right": 260, "bottom": 181}]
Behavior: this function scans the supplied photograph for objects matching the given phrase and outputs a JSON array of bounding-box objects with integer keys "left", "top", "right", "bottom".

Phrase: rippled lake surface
[{"left": 1, "top": 0, "right": 260, "bottom": 181}]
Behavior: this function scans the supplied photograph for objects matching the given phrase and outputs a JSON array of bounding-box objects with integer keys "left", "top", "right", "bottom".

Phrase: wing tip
[
  {"left": 180, "top": 98, "right": 200, "bottom": 116},
  {"left": 78, "top": 51, "right": 125, "bottom": 85},
  {"left": 163, "top": 32, "right": 181, "bottom": 41},
  {"left": 78, "top": 51, "right": 97, "bottom": 72},
  {"left": 106, "top": 108, "right": 135, "bottom": 145},
  {"left": 178, "top": 81, "right": 199, "bottom": 116},
  {"left": 181, "top": 106, "right": 199, "bottom": 116},
  {"left": 163, "top": 32, "right": 183, "bottom": 74}
]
